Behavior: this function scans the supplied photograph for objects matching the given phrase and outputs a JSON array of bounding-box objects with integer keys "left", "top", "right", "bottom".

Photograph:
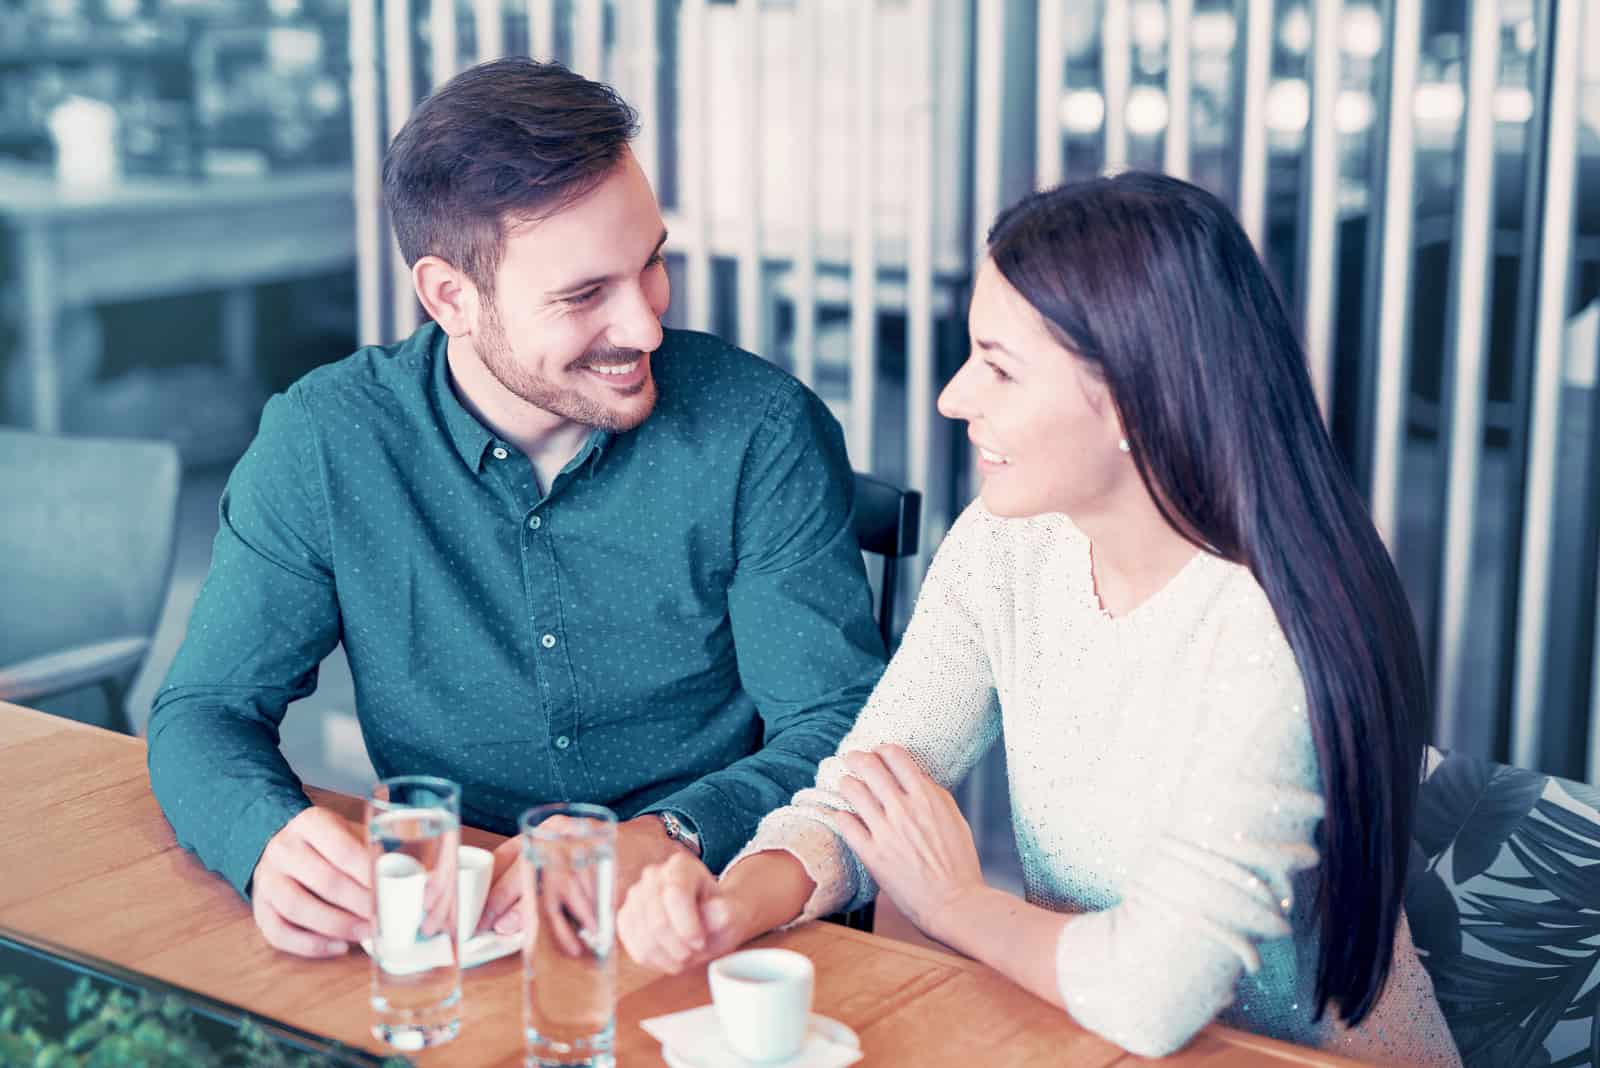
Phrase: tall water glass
[
  {"left": 366, "top": 775, "right": 462, "bottom": 1051},
  {"left": 520, "top": 803, "right": 618, "bottom": 1068}
]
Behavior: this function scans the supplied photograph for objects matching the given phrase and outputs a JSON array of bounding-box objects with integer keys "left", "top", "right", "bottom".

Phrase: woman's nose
[{"left": 937, "top": 359, "right": 979, "bottom": 421}]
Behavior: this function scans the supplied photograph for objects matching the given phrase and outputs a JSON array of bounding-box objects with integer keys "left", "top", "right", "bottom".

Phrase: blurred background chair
[
  {"left": 0, "top": 429, "right": 181, "bottom": 734},
  {"left": 1406, "top": 745, "right": 1600, "bottom": 1067}
]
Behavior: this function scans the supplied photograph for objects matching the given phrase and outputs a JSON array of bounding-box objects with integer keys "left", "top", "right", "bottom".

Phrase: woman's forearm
[
  {"left": 934, "top": 886, "right": 1072, "bottom": 1009},
  {"left": 721, "top": 849, "right": 817, "bottom": 940}
]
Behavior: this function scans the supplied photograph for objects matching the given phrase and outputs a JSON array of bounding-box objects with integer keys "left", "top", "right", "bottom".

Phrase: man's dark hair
[{"left": 382, "top": 57, "right": 639, "bottom": 294}]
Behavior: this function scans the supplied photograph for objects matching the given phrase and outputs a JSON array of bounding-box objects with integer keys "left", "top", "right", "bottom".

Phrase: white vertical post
[
  {"left": 527, "top": 0, "right": 556, "bottom": 60},
  {"left": 1035, "top": 0, "right": 1064, "bottom": 188},
  {"left": 1512, "top": 0, "right": 1582, "bottom": 770},
  {"left": 907, "top": 0, "right": 938, "bottom": 535},
  {"left": 1434, "top": 0, "right": 1502, "bottom": 748},
  {"left": 575, "top": 0, "right": 604, "bottom": 80},
  {"left": 632, "top": 0, "right": 662, "bottom": 193},
  {"left": 1369, "top": 0, "right": 1423, "bottom": 549},
  {"left": 1102, "top": 0, "right": 1131, "bottom": 172},
  {"left": 385, "top": 0, "right": 419, "bottom": 341},
  {"left": 1238, "top": 0, "right": 1273, "bottom": 249},
  {"left": 431, "top": 0, "right": 458, "bottom": 87},
  {"left": 682, "top": 0, "right": 713, "bottom": 333},
  {"left": 736, "top": 0, "right": 764, "bottom": 355},
  {"left": 474, "top": 0, "right": 503, "bottom": 61},
  {"left": 1301, "top": 0, "right": 1342, "bottom": 416},
  {"left": 1164, "top": 0, "right": 1192, "bottom": 179},
  {"left": 849, "top": 0, "right": 878, "bottom": 466},
  {"left": 972, "top": 0, "right": 1005, "bottom": 258},
  {"left": 793, "top": 0, "right": 821, "bottom": 388},
  {"left": 350, "top": 0, "right": 384, "bottom": 346}
]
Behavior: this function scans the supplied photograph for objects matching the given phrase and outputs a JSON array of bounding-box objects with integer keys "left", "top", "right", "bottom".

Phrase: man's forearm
[
  {"left": 721, "top": 849, "right": 816, "bottom": 940},
  {"left": 147, "top": 689, "right": 311, "bottom": 896}
]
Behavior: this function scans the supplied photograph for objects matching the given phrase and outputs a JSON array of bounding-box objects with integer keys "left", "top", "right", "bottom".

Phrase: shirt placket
[{"left": 487, "top": 441, "right": 588, "bottom": 797}]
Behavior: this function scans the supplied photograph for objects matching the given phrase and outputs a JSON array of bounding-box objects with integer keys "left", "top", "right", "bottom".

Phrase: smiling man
[{"left": 146, "top": 58, "right": 885, "bottom": 959}]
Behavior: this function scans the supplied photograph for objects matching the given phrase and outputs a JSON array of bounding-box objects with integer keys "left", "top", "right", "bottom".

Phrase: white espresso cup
[
  {"left": 374, "top": 852, "right": 427, "bottom": 954},
  {"left": 708, "top": 948, "right": 815, "bottom": 1062},
  {"left": 456, "top": 844, "right": 495, "bottom": 945}
]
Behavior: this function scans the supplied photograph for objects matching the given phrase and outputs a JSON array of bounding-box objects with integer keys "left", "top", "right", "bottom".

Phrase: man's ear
[{"left": 413, "top": 256, "right": 478, "bottom": 336}]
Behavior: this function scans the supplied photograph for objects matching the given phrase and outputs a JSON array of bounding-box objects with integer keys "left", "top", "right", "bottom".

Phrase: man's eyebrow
[{"left": 545, "top": 229, "right": 669, "bottom": 298}]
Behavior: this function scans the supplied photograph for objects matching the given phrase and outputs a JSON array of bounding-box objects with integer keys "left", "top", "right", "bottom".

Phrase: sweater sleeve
[
  {"left": 726, "top": 504, "right": 1002, "bottom": 920},
  {"left": 1052, "top": 595, "right": 1325, "bottom": 1058}
]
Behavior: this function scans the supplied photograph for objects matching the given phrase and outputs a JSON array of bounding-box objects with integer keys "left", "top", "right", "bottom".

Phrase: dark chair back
[
  {"left": 852, "top": 471, "right": 921, "bottom": 652},
  {"left": 824, "top": 473, "right": 922, "bottom": 936}
]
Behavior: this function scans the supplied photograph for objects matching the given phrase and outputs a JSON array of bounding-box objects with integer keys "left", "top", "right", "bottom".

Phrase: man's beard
[{"left": 475, "top": 297, "right": 658, "bottom": 433}]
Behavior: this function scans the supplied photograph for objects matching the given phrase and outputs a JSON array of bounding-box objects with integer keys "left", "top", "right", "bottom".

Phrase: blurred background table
[
  {"left": 0, "top": 163, "right": 353, "bottom": 431},
  {"left": 0, "top": 700, "right": 1372, "bottom": 1066}
]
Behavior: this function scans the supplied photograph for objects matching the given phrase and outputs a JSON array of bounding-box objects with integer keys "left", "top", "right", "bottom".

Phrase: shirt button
[
  {"left": 540, "top": 633, "right": 557, "bottom": 649},
  {"left": 554, "top": 735, "right": 571, "bottom": 750},
  {"left": 492, "top": 446, "right": 509, "bottom": 460},
  {"left": 527, "top": 515, "right": 542, "bottom": 530}
]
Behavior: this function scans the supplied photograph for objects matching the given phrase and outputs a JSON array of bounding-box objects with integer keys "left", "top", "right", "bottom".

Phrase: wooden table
[
  {"left": 0, "top": 164, "right": 355, "bottom": 432},
  {"left": 0, "top": 701, "right": 1367, "bottom": 1066}
]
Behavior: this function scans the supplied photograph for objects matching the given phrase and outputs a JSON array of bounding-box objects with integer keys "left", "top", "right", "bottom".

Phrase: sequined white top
[{"left": 735, "top": 501, "right": 1462, "bottom": 1065}]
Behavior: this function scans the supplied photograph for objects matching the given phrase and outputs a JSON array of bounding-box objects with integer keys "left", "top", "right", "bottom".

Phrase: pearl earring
[{"left": 1118, "top": 438, "right": 1130, "bottom": 453}]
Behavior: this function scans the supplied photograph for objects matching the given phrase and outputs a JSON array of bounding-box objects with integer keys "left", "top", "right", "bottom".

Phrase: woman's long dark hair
[{"left": 987, "top": 172, "right": 1425, "bottom": 1025}]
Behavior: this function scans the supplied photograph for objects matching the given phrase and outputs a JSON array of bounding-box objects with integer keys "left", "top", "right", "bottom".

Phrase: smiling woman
[{"left": 616, "top": 172, "right": 1463, "bottom": 1068}]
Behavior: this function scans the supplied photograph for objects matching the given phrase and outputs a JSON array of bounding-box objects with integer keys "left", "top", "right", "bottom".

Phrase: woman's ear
[{"left": 412, "top": 256, "right": 477, "bottom": 336}]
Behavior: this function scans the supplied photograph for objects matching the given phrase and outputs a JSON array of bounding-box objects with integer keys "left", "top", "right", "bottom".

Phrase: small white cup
[
  {"left": 456, "top": 845, "right": 495, "bottom": 945},
  {"left": 374, "top": 853, "right": 427, "bottom": 954},
  {"left": 708, "top": 948, "right": 815, "bottom": 1063}
]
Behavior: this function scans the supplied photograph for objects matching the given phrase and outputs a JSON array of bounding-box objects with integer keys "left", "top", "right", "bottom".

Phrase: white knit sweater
[{"left": 734, "top": 501, "right": 1462, "bottom": 1065}]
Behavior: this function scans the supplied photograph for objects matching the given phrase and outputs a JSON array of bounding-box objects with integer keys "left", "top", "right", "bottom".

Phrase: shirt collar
[
  {"left": 429, "top": 324, "right": 618, "bottom": 474},
  {"left": 430, "top": 326, "right": 497, "bottom": 471}
]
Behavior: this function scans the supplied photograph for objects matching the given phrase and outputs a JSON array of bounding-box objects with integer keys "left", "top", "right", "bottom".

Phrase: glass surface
[
  {"left": 519, "top": 803, "right": 618, "bottom": 1068},
  {"left": 365, "top": 775, "right": 462, "bottom": 1052}
]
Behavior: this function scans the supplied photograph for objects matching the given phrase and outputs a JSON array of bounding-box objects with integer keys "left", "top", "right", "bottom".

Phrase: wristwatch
[{"left": 656, "top": 810, "right": 702, "bottom": 858}]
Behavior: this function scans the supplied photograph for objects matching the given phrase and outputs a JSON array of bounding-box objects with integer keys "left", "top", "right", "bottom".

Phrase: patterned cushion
[{"left": 1407, "top": 746, "right": 1600, "bottom": 1067}]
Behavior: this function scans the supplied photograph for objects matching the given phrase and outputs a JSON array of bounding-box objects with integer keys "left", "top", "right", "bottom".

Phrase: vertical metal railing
[
  {"left": 474, "top": 0, "right": 502, "bottom": 61},
  {"left": 735, "top": 0, "right": 763, "bottom": 357},
  {"left": 350, "top": 0, "right": 384, "bottom": 347},
  {"left": 1035, "top": 0, "right": 1064, "bottom": 188},
  {"left": 1236, "top": 0, "right": 1273, "bottom": 248},
  {"left": 1433, "top": 0, "right": 1503, "bottom": 748},
  {"left": 1299, "top": 0, "right": 1341, "bottom": 415},
  {"left": 680, "top": 0, "right": 713, "bottom": 333},
  {"left": 383, "top": 0, "right": 418, "bottom": 342},
  {"left": 1366, "top": 0, "right": 1423, "bottom": 549},
  {"left": 848, "top": 1, "right": 879, "bottom": 467},
  {"left": 1102, "top": 0, "right": 1130, "bottom": 173},
  {"left": 573, "top": 0, "right": 603, "bottom": 80},
  {"left": 791, "top": 0, "right": 821, "bottom": 389},
  {"left": 1510, "top": 0, "right": 1582, "bottom": 769},
  {"left": 431, "top": 0, "right": 458, "bottom": 91},
  {"left": 1163, "top": 0, "right": 1191, "bottom": 180}
]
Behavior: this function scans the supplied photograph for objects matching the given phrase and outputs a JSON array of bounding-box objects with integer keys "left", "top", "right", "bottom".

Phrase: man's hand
[
  {"left": 617, "top": 852, "right": 744, "bottom": 973},
  {"left": 250, "top": 807, "right": 372, "bottom": 957},
  {"left": 479, "top": 813, "right": 691, "bottom": 936}
]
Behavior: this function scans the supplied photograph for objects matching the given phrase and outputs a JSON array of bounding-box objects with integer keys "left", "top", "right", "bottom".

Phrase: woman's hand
[
  {"left": 830, "top": 744, "right": 988, "bottom": 945},
  {"left": 617, "top": 852, "right": 745, "bottom": 974}
]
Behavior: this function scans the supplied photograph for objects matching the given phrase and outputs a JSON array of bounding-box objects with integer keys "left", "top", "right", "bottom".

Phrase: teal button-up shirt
[{"left": 147, "top": 324, "right": 885, "bottom": 896}]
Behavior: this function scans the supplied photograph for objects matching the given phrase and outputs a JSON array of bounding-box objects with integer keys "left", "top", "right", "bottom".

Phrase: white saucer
[
  {"left": 358, "top": 929, "right": 520, "bottom": 973},
  {"left": 660, "top": 1013, "right": 861, "bottom": 1068}
]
